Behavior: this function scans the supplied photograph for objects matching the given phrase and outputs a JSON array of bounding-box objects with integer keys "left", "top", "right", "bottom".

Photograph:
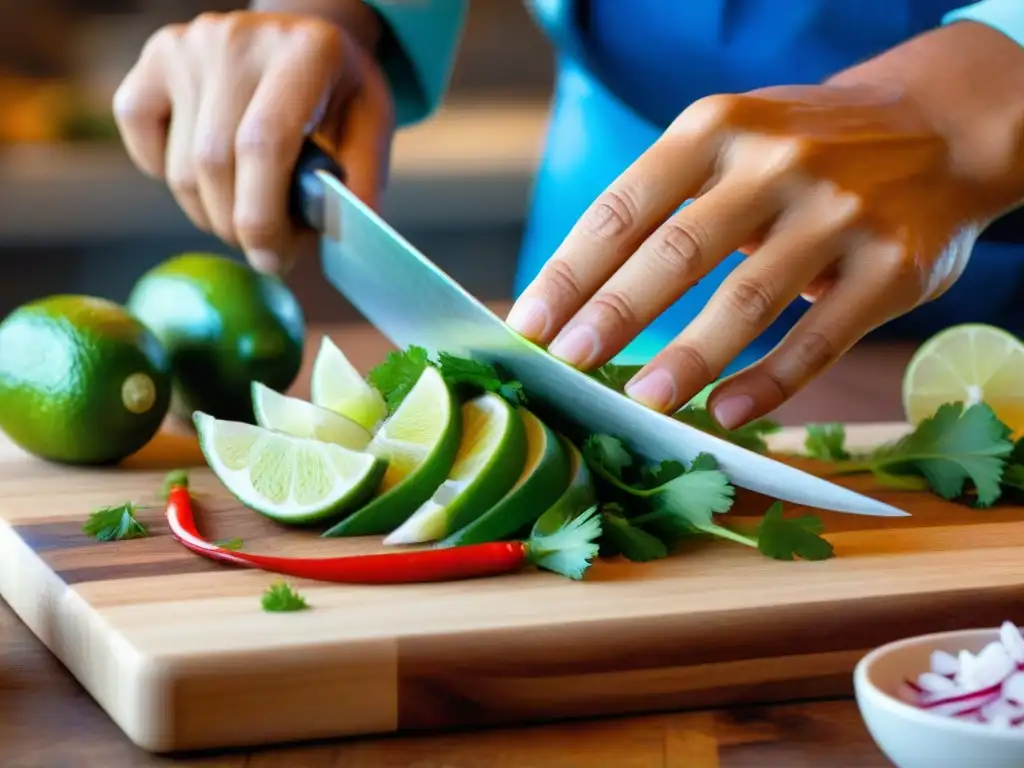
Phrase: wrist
[
  {"left": 828, "top": 21, "right": 1024, "bottom": 223},
  {"left": 249, "top": 0, "right": 383, "bottom": 52}
]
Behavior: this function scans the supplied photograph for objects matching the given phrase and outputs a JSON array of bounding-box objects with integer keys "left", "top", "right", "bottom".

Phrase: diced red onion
[{"left": 900, "top": 621, "right": 1024, "bottom": 728}]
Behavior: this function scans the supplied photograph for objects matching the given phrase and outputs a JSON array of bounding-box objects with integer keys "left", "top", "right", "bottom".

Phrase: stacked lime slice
[
  {"left": 194, "top": 411, "right": 385, "bottom": 524},
  {"left": 384, "top": 392, "right": 527, "bottom": 544},
  {"left": 441, "top": 409, "right": 571, "bottom": 547},
  {"left": 310, "top": 337, "right": 388, "bottom": 431},
  {"left": 322, "top": 364, "right": 461, "bottom": 536},
  {"left": 252, "top": 381, "right": 371, "bottom": 450}
]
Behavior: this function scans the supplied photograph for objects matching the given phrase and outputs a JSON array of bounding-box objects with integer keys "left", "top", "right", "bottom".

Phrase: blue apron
[{"left": 517, "top": 0, "right": 1024, "bottom": 368}]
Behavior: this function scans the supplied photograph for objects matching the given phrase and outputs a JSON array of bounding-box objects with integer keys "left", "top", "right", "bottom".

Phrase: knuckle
[
  {"left": 235, "top": 123, "right": 291, "bottom": 159},
  {"left": 233, "top": 212, "right": 280, "bottom": 248},
  {"left": 589, "top": 290, "right": 639, "bottom": 329},
  {"left": 166, "top": 169, "right": 199, "bottom": 196},
  {"left": 294, "top": 19, "right": 344, "bottom": 51},
  {"left": 193, "top": 136, "right": 233, "bottom": 173},
  {"left": 787, "top": 331, "right": 838, "bottom": 382},
  {"left": 723, "top": 277, "right": 776, "bottom": 326},
  {"left": 540, "top": 258, "right": 584, "bottom": 302},
  {"left": 580, "top": 188, "right": 638, "bottom": 241},
  {"left": 665, "top": 342, "right": 717, "bottom": 383},
  {"left": 677, "top": 93, "right": 743, "bottom": 133},
  {"left": 190, "top": 11, "right": 226, "bottom": 33},
  {"left": 648, "top": 220, "right": 706, "bottom": 275},
  {"left": 133, "top": 24, "right": 183, "bottom": 72}
]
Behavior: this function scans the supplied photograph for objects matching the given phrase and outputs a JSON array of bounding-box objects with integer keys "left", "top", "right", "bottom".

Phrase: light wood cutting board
[{"left": 1, "top": 422, "right": 1023, "bottom": 754}]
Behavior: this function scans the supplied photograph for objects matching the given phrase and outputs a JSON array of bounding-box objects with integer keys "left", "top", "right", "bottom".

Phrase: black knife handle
[{"left": 289, "top": 138, "right": 346, "bottom": 233}]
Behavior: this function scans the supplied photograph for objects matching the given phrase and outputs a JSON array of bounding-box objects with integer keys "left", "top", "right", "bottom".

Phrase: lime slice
[
  {"left": 383, "top": 393, "right": 527, "bottom": 545},
  {"left": 309, "top": 337, "right": 387, "bottom": 432},
  {"left": 321, "top": 365, "right": 461, "bottom": 537},
  {"left": 251, "top": 381, "right": 372, "bottom": 450},
  {"left": 903, "top": 323, "right": 1024, "bottom": 434},
  {"left": 440, "top": 408, "right": 571, "bottom": 547},
  {"left": 194, "top": 410, "right": 386, "bottom": 524},
  {"left": 531, "top": 438, "right": 598, "bottom": 537}
]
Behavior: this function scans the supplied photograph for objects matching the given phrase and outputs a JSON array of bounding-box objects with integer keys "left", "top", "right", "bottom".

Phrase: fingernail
[
  {"left": 625, "top": 368, "right": 677, "bottom": 411},
  {"left": 247, "top": 249, "right": 282, "bottom": 274},
  {"left": 712, "top": 395, "right": 755, "bottom": 430},
  {"left": 549, "top": 325, "right": 599, "bottom": 368},
  {"left": 506, "top": 298, "right": 551, "bottom": 339}
]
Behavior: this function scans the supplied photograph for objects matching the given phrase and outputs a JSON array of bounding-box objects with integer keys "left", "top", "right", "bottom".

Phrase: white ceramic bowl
[{"left": 855, "top": 628, "right": 1024, "bottom": 768}]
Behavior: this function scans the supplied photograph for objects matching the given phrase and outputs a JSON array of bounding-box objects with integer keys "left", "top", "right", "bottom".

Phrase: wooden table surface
[{"left": 0, "top": 318, "right": 919, "bottom": 768}]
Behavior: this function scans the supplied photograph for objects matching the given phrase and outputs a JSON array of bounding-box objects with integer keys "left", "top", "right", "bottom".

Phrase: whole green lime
[
  {"left": 126, "top": 253, "right": 305, "bottom": 423},
  {"left": 0, "top": 295, "right": 172, "bottom": 464}
]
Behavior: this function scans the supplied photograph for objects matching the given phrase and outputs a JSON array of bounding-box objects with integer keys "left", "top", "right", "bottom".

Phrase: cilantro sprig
[
  {"left": 261, "top": 581, "right": 309, "bottom": 612},
  {"left": 581, "top": 435, "right": 833, "bottom": 562},
  {"left": 83, "top": 502, "right": 149, "bottom": 542},
  {"left": 368, "top": 346, "right": 526, "bottom": 413},
  {"left": 805, "top": 402, "right": 1015, "bottom": 507}
]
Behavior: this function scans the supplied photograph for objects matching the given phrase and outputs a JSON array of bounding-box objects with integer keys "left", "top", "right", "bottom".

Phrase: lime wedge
[
  {"left": 531, "top": 438, "right": 598, "bottom": 537},
  {"left": 251, "top": 381, "right": 372, "bottom": 450},
  {"left": 383, "top": 393, "right": 527, "bottom": 544},
  {"left": 903, "top": 323, "right": 1024, "bottom": 434},
  {"left": 321, "top": 365, "right": 461, "bottom": 537},
  {"left": 194, "top": 410, "right": 386, "bottom": 524},
  {"left": 440, "top": 408, "right": 571, "bottom": 547},
  {"left": 309, "top": 337, "right": 387, "bottom": 432}
]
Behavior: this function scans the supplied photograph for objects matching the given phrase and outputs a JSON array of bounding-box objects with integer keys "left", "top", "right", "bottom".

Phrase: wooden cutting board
[{"left": 2, "top": 422, "right": 1024, "bottom": 754}]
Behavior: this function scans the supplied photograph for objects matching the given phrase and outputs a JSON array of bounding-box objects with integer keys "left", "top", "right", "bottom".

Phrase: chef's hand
[
  {"left": 113, "top": 10, "right": 394, "bottom": 274},
  {"left": 507, "top": 21, "right": 1024, "bottom": 429}
]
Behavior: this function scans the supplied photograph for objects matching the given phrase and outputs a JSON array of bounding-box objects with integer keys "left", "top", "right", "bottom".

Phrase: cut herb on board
[
  {"left": 83, "top": 502, "right": 148, "bottom": 542},
  {"left": 581, "top": 435, "right": 834, "bottom": 562},
  {"left": 261, "top": 581, "right": 309, "bottom": 612},
  {"left": 805, "top": 402, "right": 1017, "bottom": 507}
]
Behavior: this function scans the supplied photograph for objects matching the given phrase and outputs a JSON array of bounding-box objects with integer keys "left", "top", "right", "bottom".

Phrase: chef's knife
[{"left": 289, "top": 140, "right": 907, "bottom": 518}]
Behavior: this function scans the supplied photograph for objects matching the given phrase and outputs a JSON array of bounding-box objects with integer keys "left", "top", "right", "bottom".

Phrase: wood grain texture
[{"left": 1, "top": 410, "right": 1023, "bottom": 755}]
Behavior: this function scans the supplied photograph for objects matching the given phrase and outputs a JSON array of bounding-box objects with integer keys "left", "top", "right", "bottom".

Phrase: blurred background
[{"left": 0, "top": 1, "right": 554, "bottom": 322}]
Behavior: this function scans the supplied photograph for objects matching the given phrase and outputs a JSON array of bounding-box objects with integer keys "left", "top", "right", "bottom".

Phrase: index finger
[
  {"left": 505, "top": 95, "right": 737, "bottom": 343},
  {"left": 232, "top": 25, "right": 346, "bottom": 271},
  {"left": 112, "top": 28, "right": 177, "bottom": 178}
]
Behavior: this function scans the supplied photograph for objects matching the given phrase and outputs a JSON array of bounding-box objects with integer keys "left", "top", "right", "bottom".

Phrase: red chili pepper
[{"left": 165, "top": 485, "right": 528, "bottom": 584}]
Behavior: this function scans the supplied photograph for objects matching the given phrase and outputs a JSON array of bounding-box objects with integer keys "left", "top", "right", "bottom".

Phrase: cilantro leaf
[
  {"left": 526, "top": 506, "right": 603, "bottom": 580},
  {"left": 436, "top": 353, "right": 527, "bottom": 405},
  {"left": 589, "top": 362, "right": 643, "bottom": 392},
  {"left": 498, "top": 380, "right": 527, "bottom": 406},
  {"left": 159, "top": 468, "right": 190, "bottom": 500},
  {"left": 755, "top": 502, "right": 834, "bottom": 561},
  {"left": 601, "top": 512, "right": 668, "bottom": 562},
  {"left": 631, "top": 467, "right": 737, "bottom": 539},
  {"left": 215, "top": 537, "right": 244, "bottom": 550},
  {"left": 804, "top": 423, "right": 850, "bottom": 462},
  {"left": 640, "top": 459, "right": 686, "bottom": 487},
  {"left": 436, "top": 353, "right": 500, "bottom": 390},
  {"left": 83, "top": 502, "right": 148, "bottom": 542},
  {"left": 582, "top": 434, "right": 635, "bottom": 484},
  {"left": 673, "top": 406, "right": 780, "bottom": 454},
  {"left": 261, "top": 581, "right": 309, "bottom": 612},
  {"left": 367, "top": 346, "right": 431, "bottom": 413},
  {"left": 839, "top": 403, "right": 1013, "bottom": 506}
]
